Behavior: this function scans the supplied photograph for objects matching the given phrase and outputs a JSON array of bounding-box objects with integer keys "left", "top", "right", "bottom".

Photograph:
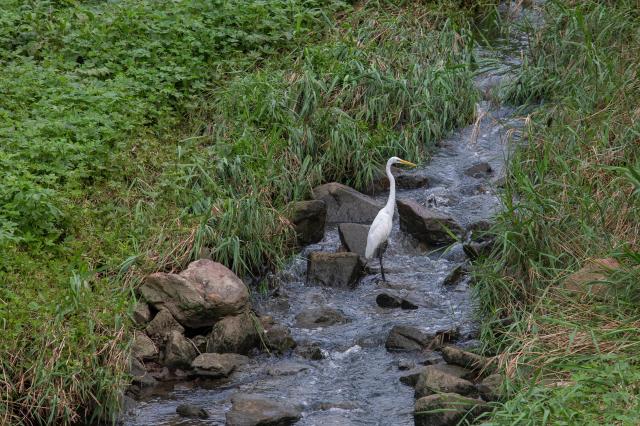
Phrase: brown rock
[
  {"left": 397, "top": 199, "right": 464, "bottom": 246},
  {"left": 206, "top": 312, "right": 259, "bottom": 355},
  {"left": 141, "top": 259, "right": 249, "bottom": 328},
  {"left": 291, "top": 200, "right": 326, "bottom": 245},
  {"left": 145, "top": 308, "right": 184, "bottom": 339},
  {"left": 312, "top": 182, "right": 383, "bottom": 224},
  {"left": 161, "top": 330, "right": 197, "bottom": 369},
  {"left": 131, "top": 332, "right": 158, "bottom": 361},
  {"left": 414, "top": 393, "right": 488, "bottom": 426},
  {"left": 226, "top": 394, "right": 302, "bottom": 426},
  {"left": 441, "top": 346, "right": 491, "bottom": 373},
  {"left": 415, "top": 365, "right": 476, "bottom": 398},
  {"left": 132, "top": 302, "right": 151, "bottom": 324},
  {"left": 191, "top": 353, "right": 249, "bottom": 378},
  {"left": 307, "top": 252, "right": 361, "bottom": 288}
]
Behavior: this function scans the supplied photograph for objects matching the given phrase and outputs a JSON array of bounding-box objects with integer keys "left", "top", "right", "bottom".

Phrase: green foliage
[
  {"left": 0, "top": 0, "right": 490, "bottom": 424},
  {"left": 475, "top": 0, "right": 640, "bottom": 423}
]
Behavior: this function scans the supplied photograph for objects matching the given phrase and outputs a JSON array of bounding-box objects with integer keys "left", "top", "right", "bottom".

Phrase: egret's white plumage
[{"left": 365, "top": 156, "right": 416, "bottom": 280}]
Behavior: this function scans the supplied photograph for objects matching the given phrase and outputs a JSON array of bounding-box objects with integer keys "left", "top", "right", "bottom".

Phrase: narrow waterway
[{"left": 125, "top": 3, "right": 539, "bottom": 424}]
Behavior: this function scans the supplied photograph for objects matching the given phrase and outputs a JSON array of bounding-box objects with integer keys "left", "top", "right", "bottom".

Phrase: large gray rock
[
  {"left": 385, "top": 325, "right": 435, "bottom": 352},
  {"left": 191, "top": 353, "right": 249, "bottom": 378},
  {"left": 441, "top": 346, "right": 491, "bottom": 373},
  {"left": 312, "top": 182, "right": 382, "bottom": 224},
  {"left": 291, "top": 200, "right": 326, "bottom": 245},
  {"left": 397, "top": 199, "right": 464, "bottom": 246},
  {"left": 307, "top": 252, "right": 361, "bottom": 288},
  {"left": 414, "top": 393, "right": 488, "bottom": 426},
  {"left": 131, "top": 332, "right": 158, "bottom": 361},
  {"left": 206, "top": 312, "right": 259, "bottom": 354},
  {"left": 226, "top": 394, "right": 302, "bottom": 426},
  {"left": 145, "top": 308, "right": 184, "bottom": 339},
  {"left": 140, "top": 259, "right": 249, "bottom": 328},
  {"left": 338, "top": 223, "right": 370, "bottom": 257},
  {"left": 363, "top": 167, "right": 429, "bottom": 195},
  {"left": 295, "top": 307, "right": 347, "bottom": 329},
  {"left": 415, "top": 365, "right": 476, "bottom": 398},
  {"left": 161, "top": 330, "right": 197, "bottom": 369}
]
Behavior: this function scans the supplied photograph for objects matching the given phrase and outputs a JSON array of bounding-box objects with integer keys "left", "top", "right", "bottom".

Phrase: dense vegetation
[
  {"left": 476, "top": 0, "right": 640, "bottom": 424},
  {"left": 0, "top": 0, "right": 492, "bottom": 424}
]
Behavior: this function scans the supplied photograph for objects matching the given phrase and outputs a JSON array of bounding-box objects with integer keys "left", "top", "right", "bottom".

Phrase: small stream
[{"left": 125, "top": 3, "right": 540, "bottom": 425}]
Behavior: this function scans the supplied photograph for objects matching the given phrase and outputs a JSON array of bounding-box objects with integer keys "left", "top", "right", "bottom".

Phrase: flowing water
[{"left": 125, "top": 3, "right": 541, "bottom": 425}]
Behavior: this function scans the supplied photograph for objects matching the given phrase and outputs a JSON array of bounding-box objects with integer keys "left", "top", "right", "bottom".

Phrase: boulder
[
  {"left": 226, "top": 394, "right": 302, "bottom": 426},
  {"left": 140, "top": 259, "right": 249, "bottom": 328},
  {"left": 338, "top": 223, "right": 370, "bottom": 257},
  {"left": 385, "top": 325, "right": 435, "bottom": 352},
  {"left": 145, "top": 308, "right": 184, "bottom": 339},
  {"left": 363, "top": 168, "right": 429, "bottom": 195},
  {"left": 441, "top": 346, "right": 491, "bottom": 373},
  {"left": 376, "top": 291, "right": 419, "bottom": 310},
  {"left": 414, "top": 365, "right": 476, "bottom": 398},
  {"left": 191, "top": 353, "right": 249, "bottom": 378},
  {"left": 131, "top": 332, "right": 158, "bottom": 361},
  {"left": 464, "top": 162, "right": 493, "bottom": 178},
  {"left": 262, "top": 324, "right": 296, "bottom": 354},
  {"left": 560, "top": 258, "right": 620, "bottom": 297},
  {"left": 291, "top": 200, "right": 327, "bottom": 245},
  {"left": 477, "top": 373, "right": 503, "bottom": 401},
  {"left": 397, "top": 199, "right": 464, "bottom": 246},
  {"left": 176, "top": 404, "right": 209, "bottom": 419},
  {"left": 206, "top": 313, "right": 259, "bottom": 355},
  {"left": 307, "top": 252, "right": 361, "bottom": 288},
  {"left": 414, "top": 393, "right": 488, "bottom": 426},
  {"left": 161, "top": 330, "right": 197, "bottom": 369},
  {"left": 132, "top": 302, "right": 151, "bottom": 325},
  {"left": 312, "top": 182, "right": 383, "bottom": 224},
  {"left": 295, "top": 307, "right": 347, "bottom": 329}
]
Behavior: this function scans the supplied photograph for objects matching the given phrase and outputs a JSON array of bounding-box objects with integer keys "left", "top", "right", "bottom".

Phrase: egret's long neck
[{"left": 385, "top": 161, "right": 396, "bottom": 213}]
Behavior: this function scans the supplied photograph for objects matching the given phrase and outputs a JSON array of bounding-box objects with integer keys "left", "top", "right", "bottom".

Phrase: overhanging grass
[
  {"left": 0, "top": 0, "right": 497, "bottom": 424},
  {"left": 474, "top": 0, "right": 640, "bottom": 424}
]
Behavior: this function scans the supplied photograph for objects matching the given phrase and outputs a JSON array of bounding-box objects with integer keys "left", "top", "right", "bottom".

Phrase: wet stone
[
  {"left": 338, "top": 223, "right": 371, "bottom": 258},
  {"left": 295, "top": 307, "right": 347, "bottom": 329},
  {"left": 441, "top": 346, "right": 491, "bottom": 373},
  {"left": 145, "top": 308, "right": 184, "bottom": 339},
  {"left": 414, "top": 393, "right": 489, "bottom": 426},
  {"left": 312, "top": 182, "right": 383, "bottom": 224},
  {"left": 191, "top": 353, "right": 249, "bottom": 378},
  {"left": 176, "top": 403, "right": 209, "bottom": 419},
  {"left": 132, "top": 332, "right": 158, "bottom": 361},
  {"left": 376, "top": 291, "right": 420, "bottom": 310},
  {"left": 414, "top": 365, "right": 476, "bottom": 398},
  {"left": 291, "top": 200, "right": 327, "bottom": 245},
  {"left": 464, "top": 161, "right": 493, "bottom": 178},
  {"left": 307, "top": 251, "right": 362, "bottom": 288},
  {"left": 385, "top": 325, "right": 435, "bottom": 352},
  {"left": 432, "top": 363, "right": 476, "bottom": 381},
  {"left": 226, "top": 394, "right": 302, "bottom": 426},
  {"left": 294, "top": 342, "right": 325, "bottom": 360},
  {"left": 267, "top": 361, "right": 311, "bottom": 376},
  {"left": 397, "top": 199, "right": 464, "bottom": 246},
  {"left": 205, "top": 312, "right": 259, "bottom": 355}
]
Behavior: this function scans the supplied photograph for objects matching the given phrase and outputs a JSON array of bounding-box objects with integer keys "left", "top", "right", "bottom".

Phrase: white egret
[{"left": 365, "top": 156, "right": 417, "bottom": 281}]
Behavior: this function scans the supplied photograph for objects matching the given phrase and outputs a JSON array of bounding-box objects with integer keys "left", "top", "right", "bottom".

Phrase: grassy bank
[
  {"left": 0, "top": 0, "right": 494, "bottom": 424},
  {"left": 476, "top": 0, "right": 640, "bottom": 424}
]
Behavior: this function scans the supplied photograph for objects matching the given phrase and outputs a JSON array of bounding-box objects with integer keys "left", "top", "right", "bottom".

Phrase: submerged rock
[
  {"left": 206, "top": 312, "right": 259, "bottom": 355},
  {"left": 295, "top": 307, "right": 347, "bottom": 329},
  {"left": 464, "top": 161, "right": 493, "bottom": 178},
  {"left": 267, "top": 361, "right": 311, "bottom": 376},
  {"left": 397, "top": 199, "right": 463, "bottom": 246},
  {"left": 262, "top": 323, "right": 296, "bottom": 354},
  {"left": 176, "top": 403, "right": 209, "bottom": 419},
  {"left": 161, "top": 330, "right": 197, "bottom": 369},
  {"left": 312, "top": 182, "right": 383, "bottom": 224},
  {"left": 140, "top": 259, "right": 249, "bottom": 328},
  {"left": 414, "top": 365, "right": 476, "bottom": 398},
  {"left": 191, "top": 353, "right": 249, "bottom": 378},
  {"left": 385, "top": 325, "right": 435, "bottom": 352},
  {"left": 376, "top": 291, "right": 419, "bottom": 310},
  {"left": 226, "top": 394, "right": 302, "bottom": 426},
  {"left": 291, "top": 200, "right": 327, "bottom": 245},
  {"left": 294, "top": 342, "right": 325, "bottom": 360},
  {"left": 338, "top": 223, "right": 370, "bottom": 257},
  {"left": 307, "top": 252, "right": 361, "bottom": 288},
  {"left": 414, "top": 393, "right": 488, "bottom": 426}
]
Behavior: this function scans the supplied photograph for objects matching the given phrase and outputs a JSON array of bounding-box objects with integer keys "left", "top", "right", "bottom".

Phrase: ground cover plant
[
  {"left": 475, "top": 0, "right": 640, "bottom": 424},
  {"left": 0, "top": 0, "right": 496, "bottom": 423}
]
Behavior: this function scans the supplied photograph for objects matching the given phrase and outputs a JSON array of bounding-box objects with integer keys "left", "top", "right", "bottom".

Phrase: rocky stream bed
[{"left": 122, "top": 3, "right": 540, "bottom": 425}]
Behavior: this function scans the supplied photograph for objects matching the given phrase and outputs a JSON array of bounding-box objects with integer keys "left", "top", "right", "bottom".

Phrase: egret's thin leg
[{"left": 378, "top": 248, "right": 386, "bottom": 282}]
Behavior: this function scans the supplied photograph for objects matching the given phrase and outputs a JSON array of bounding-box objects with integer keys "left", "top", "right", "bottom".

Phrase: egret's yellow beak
[{"left": 397, "top": 158, "right": 417, "bottom": 167}]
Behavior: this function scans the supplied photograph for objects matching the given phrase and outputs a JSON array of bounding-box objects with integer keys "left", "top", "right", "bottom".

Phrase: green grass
[
  {"left": 0, "top": 0, "right": 496, "bottom": 424},
  {"left": 474, "top": 0, "right": 640, "bottom": 424}
]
